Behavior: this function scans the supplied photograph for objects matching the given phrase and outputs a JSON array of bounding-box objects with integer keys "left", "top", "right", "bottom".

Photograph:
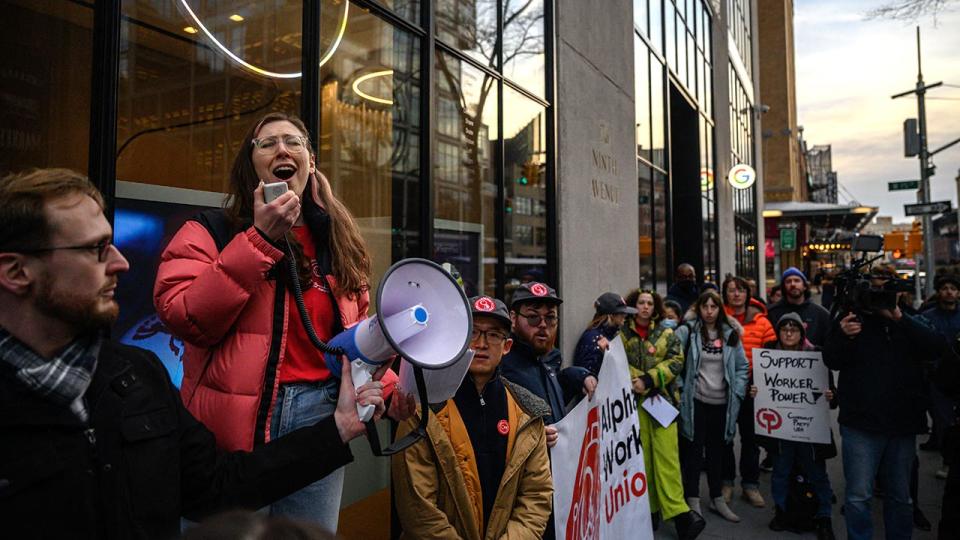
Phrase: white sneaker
[
  {"left": 936, "top": 466, "right": 949, "bottom": 479},
  {"left": 686, "top": 497, "right": 702, "bottom": 516},
  {"left": 710, "top": 497, "right": 741, "bottom": 522}
]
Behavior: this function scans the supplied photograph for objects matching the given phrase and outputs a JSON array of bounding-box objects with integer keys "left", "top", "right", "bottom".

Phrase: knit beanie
[{"left": 782, "top": 267, "right": 807, "bottom": 284}]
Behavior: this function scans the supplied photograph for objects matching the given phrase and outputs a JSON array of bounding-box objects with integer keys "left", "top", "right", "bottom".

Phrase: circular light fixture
[
  {"left": 728, "top": 163, "right": 756, "bottom": 190},
  {"left": 178, "top": 0, "right": 349, "bottom": 79},
  {"left": 352, "top": 70, "right": 394, "bottom": 105}
]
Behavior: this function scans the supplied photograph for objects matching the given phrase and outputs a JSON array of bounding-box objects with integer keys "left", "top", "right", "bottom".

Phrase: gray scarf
[{"left": 0, "top": 327, "right": 101, "bottom": 422}]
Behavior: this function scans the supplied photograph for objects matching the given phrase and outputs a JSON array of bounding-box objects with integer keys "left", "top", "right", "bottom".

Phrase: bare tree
[{"left": 867, "top": 0, "right": 957, "bottom": 20}]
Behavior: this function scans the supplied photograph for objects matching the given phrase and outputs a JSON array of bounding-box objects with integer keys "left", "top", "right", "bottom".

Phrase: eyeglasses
[
  {"left": 18, "top": 239, "right": 113, "bottom": 263},
  {"left": 251, "top": 135, "right": 308, "bottom": 154},
  {"left": 471, "top": 329, "right": 508, "bottom": 345},
  {"left": 519, "top": 313, "right": 559, "bottom": 328},
  {"left": 780, "top": 326, "right": 801, "bottom": 334}
]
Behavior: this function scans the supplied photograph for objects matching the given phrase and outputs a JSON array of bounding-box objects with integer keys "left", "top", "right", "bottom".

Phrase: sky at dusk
[{"left": 794, "top": 0, "right": 960, "bottom": 222}]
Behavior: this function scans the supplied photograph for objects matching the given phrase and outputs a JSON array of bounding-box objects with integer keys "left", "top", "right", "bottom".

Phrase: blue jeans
[
  {"left": 268, "top": 379, "right": 344, "bottom": 532},
  {"left": 770, "top": 440, "right": 832, "bottom": 518},
  {"left": 840, "top": 425, "right": 915, "bottom": 540}
]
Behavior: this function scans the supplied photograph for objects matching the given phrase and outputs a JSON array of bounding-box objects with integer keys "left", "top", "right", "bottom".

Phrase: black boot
[
  {"left": 769, "top": 506, "right": 788, "bottom": 532},
  {"left": 814, "top": 516, "right": 836, "bottom": 540},
  {"left": 651, "top": 511, "right": 661, "bottom": 531},
  {"left": 913, "top": 506, "right": 932, "bottom": 531},
  {"left": 674, "top": 510, "right": 706, "bottom": 540}
]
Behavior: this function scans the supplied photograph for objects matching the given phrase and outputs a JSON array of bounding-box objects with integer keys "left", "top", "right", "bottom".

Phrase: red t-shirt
[
  {"left": 635, "top": 320, "right": 650, "bottom": 340},
  {"left": 279, "top": 226, "right": 337, "bottom": 384}
]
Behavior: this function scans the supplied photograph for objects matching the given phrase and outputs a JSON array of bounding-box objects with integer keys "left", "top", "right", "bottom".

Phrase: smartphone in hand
[{"left": 263, "top": 181, "right": 289, "bottom": 203}]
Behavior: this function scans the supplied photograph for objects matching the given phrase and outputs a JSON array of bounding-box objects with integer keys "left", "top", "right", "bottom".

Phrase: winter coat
[
  {"left": 500, "top": 339, "right": 591, "bottom": 425},
  {"left": 921, "top": 305, "right": 960, "bottom": 368},
  {"left": 572, "top": 323, "right": 621, "bottom": 376},
  {"left": 755, "top": 340, "right": 838, "bottom": 461},
  {"left": 392, "top": 379, "right": 553, "bottom": 540},
  {"left": 724, "top": 298, "right": 776, "bottom": 370},
  {"left": 0, "top": 341, "right": 353, "bottom": 540},
  {"left": 674, "top": 317, "right": 749, "bottom": 443},
  {"left": 766, "top": 299, "right": 832, "bottom": 347},
  {"left": 823, "top": 312, "right": 942, "bottom": 435},
  {"left": 620, "top": 318, "right": 684, "bottom": 407},
  {"left": 154, "top": 179, "right": 387, "bottom": 452}
]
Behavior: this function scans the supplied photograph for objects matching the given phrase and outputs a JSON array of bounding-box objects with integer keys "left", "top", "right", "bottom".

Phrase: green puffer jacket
[{"left": 620, "top": 318, "right": 684, "bottom": 407}]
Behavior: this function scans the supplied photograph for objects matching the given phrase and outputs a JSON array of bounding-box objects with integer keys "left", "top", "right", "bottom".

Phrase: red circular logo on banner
[
  {"left": 474, "top": 297, "right": 496, "bottom": 312},
  {"left": 756, "top": 408, "right": 783, "bottom": 434},
  {"left": 497, "top": 419, "right": 510, "bottom": 435},
  {"left": 530, "top": 283, "right": 549, "bottom": 296}
]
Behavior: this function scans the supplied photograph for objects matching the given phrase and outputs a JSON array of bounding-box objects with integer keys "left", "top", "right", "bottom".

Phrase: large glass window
[
  {"left": 650, "top": 60, "right": 665, "bottom": 169},
  {"left": 635, "top": 44, "right": 651, "bottom": 162},
  {"left": 433, "top": 51, "right": 498, "bottom": 297},
  {"left": 317, "top": 8, "right": 422, "bottom": 290},
  {"left": 503, "top": 0, "right": 546, "bottom": 99},
  {"left": 653, "top": 169, "right": 669, "bottom": 295},
  {"left": 116, "top": 0, "right": 304, "bottom": 192},
  {"left": 504, "top": 86, "right": 547, "bottom": 293},
  {"left": 1, "top": 0, "right": 93, "bottom": 174},
  {"left": 638, "top": 163, "right": 654, "bottom": 289},
  {"left": 436, "top": 0, "right": 497, "bottom": 69}
]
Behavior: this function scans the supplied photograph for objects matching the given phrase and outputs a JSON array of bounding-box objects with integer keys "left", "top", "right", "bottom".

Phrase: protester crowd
[{"left": 1, "top": 114, "right": 958, "bottom": 540}]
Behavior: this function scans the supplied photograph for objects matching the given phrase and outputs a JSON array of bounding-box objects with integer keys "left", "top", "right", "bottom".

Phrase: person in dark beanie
[
  {"left": 823, "top": 272, "right": 943, "bottom": 540},
  {"left": 920, "top": 275, "right": 960, "bottom": 468},
  {"left": 573, "top": 292, "right": 637, "bottom": 376},
  {"left": 762, "top": 312, "right": 837, "bottom": 540},
  {"left": 767, "top": 267, "right": 832, "bottom": 347}
]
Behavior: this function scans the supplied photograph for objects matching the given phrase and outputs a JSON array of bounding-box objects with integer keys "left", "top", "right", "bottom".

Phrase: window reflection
[
  {"left": 433, "top": 51, "right": 498, "bottom": 297},
  {"left": 635, "top": 42, "right": 651, "bottom": 162},
  {"left": 650, "top": 60, "right": 665, "bottom": 169},
  {"left": 436, "top": 0, "right": 497, "bottom": 69},
  {"left": 638, "top": 163, "right": 653, "bottom": 290},
  {"left": 317, "top": 8, "right": 422, "bottom": 293},
  {"left": 504, "top": 86, "right": 547, "bottom": 299},
  {"left": 503, "top": 0, "right": 545, "bottom": 98},
  {"left": 653, "top": 169, "right": 669, "bottom": 295},
  {"left": 376, "top": 0, "right": 420, "bottom": 24},
  {"left": 116, "top": 0, "right": 304, "bottom": 192},
  {"left": 1, "top": 0, "right": 93, "bottom": 174}
]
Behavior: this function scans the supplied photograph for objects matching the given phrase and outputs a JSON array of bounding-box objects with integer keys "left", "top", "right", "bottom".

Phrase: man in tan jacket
[{"left": 392, "top": 295, "right": 554, "bottom": 539}]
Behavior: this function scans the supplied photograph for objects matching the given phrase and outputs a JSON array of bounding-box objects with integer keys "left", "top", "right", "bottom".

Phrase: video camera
[{"left": 831, "top": 234, "right": 915, "bottom": 317}]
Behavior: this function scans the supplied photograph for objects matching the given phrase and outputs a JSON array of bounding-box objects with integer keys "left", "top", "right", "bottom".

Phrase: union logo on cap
[
  {"left": 474, "top": 297, "right": 496, "bottom": 312},
  {"left": 530, "top": 283, "right": 549, "bottom": 296}
]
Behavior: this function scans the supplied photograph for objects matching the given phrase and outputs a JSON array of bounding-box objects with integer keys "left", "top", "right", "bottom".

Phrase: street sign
[
  {"left": 780, "top": 228, "right": 797, "bottom": 251},
  {"left": 888, "top": 180, "right": 919, "bottom": 191},
  {"left": 904, "top": 200, "right": 951, "bottom": 216}
]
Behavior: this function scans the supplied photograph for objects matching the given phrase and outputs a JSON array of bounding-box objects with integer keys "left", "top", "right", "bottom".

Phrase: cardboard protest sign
[
  {"left": 752, "top": 348, "right": 831, "bottom": 444},
  {"left": 552, "top": 337, "right": 653, "bottom": 540}
]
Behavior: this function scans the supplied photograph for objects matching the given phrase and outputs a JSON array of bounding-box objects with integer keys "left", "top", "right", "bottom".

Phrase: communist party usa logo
[{"left": 566, "top": 406, "right": 602, "bottom": 540}]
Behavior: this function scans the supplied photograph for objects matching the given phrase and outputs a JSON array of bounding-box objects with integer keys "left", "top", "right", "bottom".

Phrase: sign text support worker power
[
  {"left": 551, "top": 337, "right": 653, "bottom": 539},
  {"left": 753, "top": 348, "right": 831, "bottom": 444}
]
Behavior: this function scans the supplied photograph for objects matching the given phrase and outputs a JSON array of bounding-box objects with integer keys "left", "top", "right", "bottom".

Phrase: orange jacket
[{"left": 725, "top": 298, "right": 775, "bottom": 370}]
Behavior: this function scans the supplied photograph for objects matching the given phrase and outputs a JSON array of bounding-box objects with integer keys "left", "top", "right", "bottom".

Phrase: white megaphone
[{"left": 324, "top": 259, "right": 472, "bottom": 451}]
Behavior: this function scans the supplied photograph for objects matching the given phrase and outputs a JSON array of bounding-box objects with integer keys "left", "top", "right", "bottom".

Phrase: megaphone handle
[{"left": 351, "top": 359, "right": 377, "bottom": 422}]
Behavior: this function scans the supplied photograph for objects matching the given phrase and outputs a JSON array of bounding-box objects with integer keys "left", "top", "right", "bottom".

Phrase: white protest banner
[
  {"left": 552, "top": 337, "right": 653, "bottom": 540},
  {"left": 753, "top": 348, "right": 831, "bottom": 444}
]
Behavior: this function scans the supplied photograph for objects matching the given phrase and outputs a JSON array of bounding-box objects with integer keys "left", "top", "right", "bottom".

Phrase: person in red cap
[{"left": 393, "top": 295, "right": 553, "bottom": 539}]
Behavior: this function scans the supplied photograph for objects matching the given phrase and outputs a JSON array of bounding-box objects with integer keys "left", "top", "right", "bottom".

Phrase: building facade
[
  {"left": 807, "top": 144, "right": 838, "bottom": 204},
  {"left": 1, "top": 0, "right": 763, "bottom": 533}
]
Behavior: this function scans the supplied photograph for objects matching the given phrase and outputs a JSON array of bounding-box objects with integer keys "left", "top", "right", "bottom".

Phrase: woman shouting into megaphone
[{"left": 155, "top": 112, "right": 414, "bottom": 532}]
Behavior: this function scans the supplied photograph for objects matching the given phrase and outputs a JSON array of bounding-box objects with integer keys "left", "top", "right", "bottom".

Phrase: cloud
[{"left": 794, "top": 0, "right": 960, "bottom": 221}]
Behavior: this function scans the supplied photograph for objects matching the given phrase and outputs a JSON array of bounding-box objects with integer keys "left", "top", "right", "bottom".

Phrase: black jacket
[
  {"left": 823, "top": 312, "right": 942, "bottom": 436},
  {"left": 767, "top": 299, "right": 832, "bottom": 347},
  {"left": 500, "top": 339, "right": 591, "bottom": 425},
  {"left": 0, "top": 341, "right": 353, "bottom": 539}
]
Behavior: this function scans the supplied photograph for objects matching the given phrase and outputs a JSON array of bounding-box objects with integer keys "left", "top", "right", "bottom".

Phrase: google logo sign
[{"left": 727, "top": 163, "right": 757, "bottom": 190}]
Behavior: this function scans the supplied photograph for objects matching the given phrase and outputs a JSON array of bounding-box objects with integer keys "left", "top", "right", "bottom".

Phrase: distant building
[{"left": 806, "top": 144, "right": 838, "bottom": 203}]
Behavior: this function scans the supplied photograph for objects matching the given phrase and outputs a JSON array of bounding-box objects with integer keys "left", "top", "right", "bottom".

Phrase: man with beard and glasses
[
  {"left": 767, "top": 267, "right": 832, "bottom": 347},
  {"left": 0, "top": 169, "right": 389, "bottom": 539},
  {"left": 667, "top": 263, "right": 701, "bottom": 314}
]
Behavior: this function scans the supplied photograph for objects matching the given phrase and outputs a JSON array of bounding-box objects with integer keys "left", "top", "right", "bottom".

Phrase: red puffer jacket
[
  {"left": 155, "top": 182, "right": 392, "bottom": 452},
  {"left": 724, "top": 298, "right": 775, "bottom": 370}
]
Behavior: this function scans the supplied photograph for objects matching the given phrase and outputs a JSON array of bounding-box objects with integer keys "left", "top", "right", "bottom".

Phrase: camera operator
[{"left": 824, "top": 267, "right": 942, "bottom": 540}]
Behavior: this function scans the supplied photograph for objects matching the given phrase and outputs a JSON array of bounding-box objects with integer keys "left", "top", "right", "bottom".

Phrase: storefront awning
[{"left": 762, "top": 201, "right": 877, "bottom": 232}]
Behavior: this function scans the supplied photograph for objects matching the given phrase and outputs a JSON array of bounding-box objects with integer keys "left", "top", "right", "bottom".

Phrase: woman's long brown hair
[
  {"left": 691, "top": 289, "right": 736, "bottom": 344},
  {"left": 225, "top": 112, "right": 371, "bottom": 294}
]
